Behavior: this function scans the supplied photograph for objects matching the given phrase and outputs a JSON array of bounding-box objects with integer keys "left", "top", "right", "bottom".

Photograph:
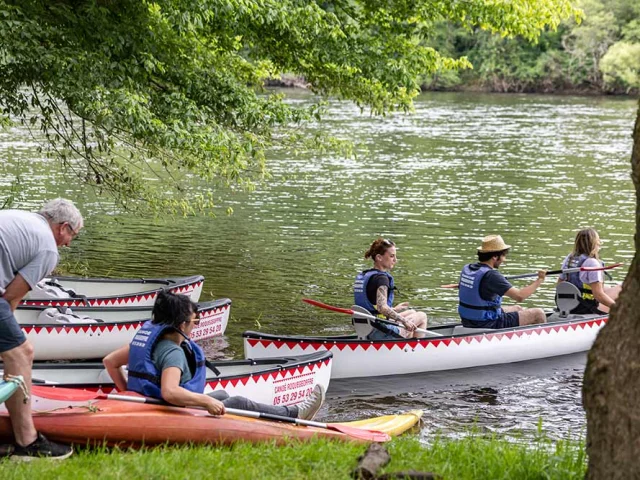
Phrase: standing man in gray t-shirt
[{"left": 0, "top": 198, "right": 83, "bottom": 460}]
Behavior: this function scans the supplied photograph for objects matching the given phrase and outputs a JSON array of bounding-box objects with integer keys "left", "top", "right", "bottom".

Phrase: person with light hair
[
  {"left": 558, "top": 228, "right": 621, "bottom": 314},
  {"left": 0, "top": 198, "right": 83, "bottom": 460},
  {"left": 457, "top": 235, "right": 547, "bottom": 329}
]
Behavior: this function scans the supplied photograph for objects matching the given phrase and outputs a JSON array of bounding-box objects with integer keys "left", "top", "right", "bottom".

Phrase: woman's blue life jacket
[
  {"left": 560, "top": 254, "right": 603, "bottom": 309},
  {"left": 354, "top": 269, "right": 395, "bottom": 315},
  {"left": 127, "top": 320, "right": 207, "bottom": 399},
  {"left": 457, "top": 264, "right": 503, "bottom": 322}
]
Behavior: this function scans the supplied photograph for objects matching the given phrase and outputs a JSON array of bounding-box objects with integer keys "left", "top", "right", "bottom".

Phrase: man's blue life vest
[
  {"left": 457, "top": 264, "right": 503, "bottom": 322},
  {"left": 354, "top": 269, "right": 395, "bottom": 315},
  {"left": 561, "top": 254, "right": 603, "bottom": 309},
  {"left": 127, "top": 320, "right": 207, "bottom": 399}
]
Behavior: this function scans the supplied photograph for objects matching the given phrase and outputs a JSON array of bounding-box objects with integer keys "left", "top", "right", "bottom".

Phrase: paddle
[
  {"left": 301, "top": 298, "right": 440, "bottom": 337},
  {"left": 440, "top": 262, "right": 624, "bottom": 289},
  {"left": 30, "top": 386, "right": 390, "bottom": 442}
]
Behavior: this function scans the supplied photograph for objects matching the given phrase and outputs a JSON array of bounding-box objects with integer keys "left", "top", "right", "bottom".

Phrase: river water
[{"left": 1, "top": 91, "right": 637, "bottom": 442}]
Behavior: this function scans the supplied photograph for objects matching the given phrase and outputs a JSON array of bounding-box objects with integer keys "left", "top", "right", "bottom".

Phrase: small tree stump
[{"left": 352, "top": 443, "right": 391, "bottom": 479}]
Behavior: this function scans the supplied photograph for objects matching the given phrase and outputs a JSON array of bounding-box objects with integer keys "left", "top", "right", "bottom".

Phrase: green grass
[{"left": 0, "top": 432, "right": 586, "bottom": 480}]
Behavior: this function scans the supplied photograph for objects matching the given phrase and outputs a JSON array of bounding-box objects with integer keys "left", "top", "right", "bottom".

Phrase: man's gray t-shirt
[
  {"left": 152, "top": 339, "right": 192, "bottom": 384},
  {"left": 0, "top": 210, "right": 59, "bottom": 290}
]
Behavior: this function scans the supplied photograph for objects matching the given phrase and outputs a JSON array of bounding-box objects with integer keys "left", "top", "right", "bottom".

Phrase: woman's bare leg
[{"left": 399, "top": 310, "right": 428, "bottom": 338}]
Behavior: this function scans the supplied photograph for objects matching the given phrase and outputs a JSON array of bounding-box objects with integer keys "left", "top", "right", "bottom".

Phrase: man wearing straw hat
[{"left": 457, "top": 235, "right": 547, "bottom": 329}]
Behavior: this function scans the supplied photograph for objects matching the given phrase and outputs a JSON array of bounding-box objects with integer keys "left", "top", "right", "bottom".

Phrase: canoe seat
[
  {"left": 452, "top": 325, "right": 497, "bottom": 336},
  {"left": 32, "top": 281, "right": 73, "bottom": 299},
  {"left": 352, "top": 317, "right": 375, "bottom": 340},
  {"left": 36, "top": 307, "right": 103, "bottom": 324},
  {"left": 555, "top": 282, "right": 581, "bottom": 318}
]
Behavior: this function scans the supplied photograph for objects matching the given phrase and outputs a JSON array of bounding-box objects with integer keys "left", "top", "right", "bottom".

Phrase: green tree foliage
[
  {"left": 0, "top": 0, "right": 578, "bottom": 213},
  {"left": 562, "top": 0, "right": 618, "bottom": 88},
  {"left": 600, "top": 42, "right": 640, "bottom": 92},
  {"left": 422, "top": 0, "right": 639, "bottom": 95}
]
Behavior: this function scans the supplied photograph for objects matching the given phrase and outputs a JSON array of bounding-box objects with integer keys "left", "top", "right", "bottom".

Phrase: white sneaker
[{"left": 297, "top": 384, "right": 325, "bottom": 420}]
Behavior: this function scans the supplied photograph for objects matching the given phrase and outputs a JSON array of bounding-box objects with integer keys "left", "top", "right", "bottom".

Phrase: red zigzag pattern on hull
[
  {"left": 247, "top": 318, "right": 607, "bottom": 352},
  {"left": 20, "top": 302, "right": 229, "bottom": 336},
  {"left": 64, "top": 358, "right": 332, "bottom": 395},
  {"left": 22, "top": 281, "right": 203, "bottom": 307}
]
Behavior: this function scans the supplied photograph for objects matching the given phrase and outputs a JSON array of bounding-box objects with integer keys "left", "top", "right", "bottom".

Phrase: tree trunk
[{"left": 583, "top": 100, "right": 640, "bottom": 478}]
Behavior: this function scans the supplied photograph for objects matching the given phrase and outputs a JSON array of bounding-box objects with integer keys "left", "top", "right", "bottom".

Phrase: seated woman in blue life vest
[
  {"left": 458, "top": 235, "right": 547, "bottom": 329},
  {"left": 558, "top": 228, "right": 621, "bottom": 314},
  {"left": 354, "top": 238, "right": 427, "bottom": 340},
  {"left": 103, "top": 291, "right": 324, "bottom": 419}
]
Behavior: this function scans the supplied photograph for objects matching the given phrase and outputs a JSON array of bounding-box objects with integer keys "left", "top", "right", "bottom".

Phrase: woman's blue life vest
[
  {"left": 127, "top": 320, "right": 207, "bottom": 399},
  {"left": 560, "top": 254, "right": 603, "bottom": 309},
  {"left": 457, "top": 264, "right": 503, "bottom": 322},
  {"left": 354, "top": 269, "right": 395, "bottom": 315}
]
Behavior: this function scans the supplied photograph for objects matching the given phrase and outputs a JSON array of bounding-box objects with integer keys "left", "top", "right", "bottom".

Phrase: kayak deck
[{"left": 338, "top": 409, "right": 423, "bottom": 437}]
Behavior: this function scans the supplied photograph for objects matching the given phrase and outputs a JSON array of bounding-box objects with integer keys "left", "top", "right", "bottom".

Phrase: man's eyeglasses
[{"left": 65, "top": 223, "right": 80, "bottom": 238}]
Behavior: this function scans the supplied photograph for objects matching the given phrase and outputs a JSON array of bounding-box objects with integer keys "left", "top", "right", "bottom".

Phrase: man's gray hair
[{"left": 38, "top": 198, "right": 84, "bottom": 231}]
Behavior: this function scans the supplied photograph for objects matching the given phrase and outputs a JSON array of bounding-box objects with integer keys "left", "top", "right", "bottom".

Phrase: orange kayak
[{"left": 0, "top": 398, "right": 363, "bottom": 447}]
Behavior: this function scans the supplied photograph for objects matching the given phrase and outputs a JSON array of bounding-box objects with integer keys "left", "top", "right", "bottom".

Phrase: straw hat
[{"left": 477, "top": 235, "right": 511, "bottom": 253}]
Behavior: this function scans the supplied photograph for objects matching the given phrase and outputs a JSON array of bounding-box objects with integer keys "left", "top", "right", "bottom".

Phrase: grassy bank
[{"left": 0, "top": 434, "right": 585, "bottom": 479}]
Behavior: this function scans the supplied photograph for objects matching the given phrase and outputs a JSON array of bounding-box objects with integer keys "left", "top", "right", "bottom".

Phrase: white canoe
[
  {"left": 243, "top": 311, "right": 607, "bottom": 379},
  {"left": 14, "top": 298, "right": 231, "bottom": 361},
  {"left": 1, "top": 351, "right": 333, "bottom": 410},
  {"left": 21, "top": 275, "right": 204, "bottom": 308}
]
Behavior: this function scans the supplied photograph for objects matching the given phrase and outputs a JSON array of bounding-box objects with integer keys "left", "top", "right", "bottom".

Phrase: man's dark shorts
[
  {"left": 461, "top": 311, "right": 520, "bottom": 329},
  {"left": 0, "top": 298, "right": 27, "bottom": 353}
]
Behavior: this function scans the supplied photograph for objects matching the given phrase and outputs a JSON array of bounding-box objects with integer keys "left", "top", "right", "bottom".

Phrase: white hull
[
  {"left": 1, "top": 352, "right": 333, "bottom": 410},
  {"left": 22, "top": 275, "right": 204, "bottom": 308},
  {"left": 18, "top": 299, "right": 231, "bottom": 360},
  {"left": 243, "top": 314, "right": 606, "bottom": 379}
]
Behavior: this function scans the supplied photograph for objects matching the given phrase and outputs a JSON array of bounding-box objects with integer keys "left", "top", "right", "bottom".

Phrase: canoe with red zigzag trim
[
  {"left": 21, "top": 275, "right": 204, "bottom": 308},
  {"left": 243, "top": 311, "right": 607, "bottom": 379},
  {"left": 0, "top": 386, "right": 422, "bottom": 446},
  {"left": 12, "top": 298, "right": 230, "bottom": 360},
  {"left": 1, "top": 351, "right": 332, "bottom": 408}
]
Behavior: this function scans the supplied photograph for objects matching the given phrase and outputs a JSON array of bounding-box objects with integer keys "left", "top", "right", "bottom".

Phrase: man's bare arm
[{"left": 1, "top": 274, "right": 31, "bottom": 311}]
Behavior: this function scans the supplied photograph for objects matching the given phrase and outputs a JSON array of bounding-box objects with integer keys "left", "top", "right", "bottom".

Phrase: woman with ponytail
[{"left": 354, "top": 238, "right": 428, "bottom": 340}]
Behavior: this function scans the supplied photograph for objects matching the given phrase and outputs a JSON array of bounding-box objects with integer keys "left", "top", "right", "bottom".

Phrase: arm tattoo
[{"left": 376, "top": 286, "right": 404, "bottom": 323}]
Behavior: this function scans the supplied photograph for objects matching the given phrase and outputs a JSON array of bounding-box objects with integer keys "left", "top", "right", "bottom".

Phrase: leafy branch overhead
[{"left": 0, "top": 0, "right": 580, "bottom": 214}]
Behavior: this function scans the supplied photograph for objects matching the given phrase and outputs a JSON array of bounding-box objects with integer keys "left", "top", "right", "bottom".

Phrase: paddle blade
[
  {"left": 302, "top": 298, "right": 355, "bottom": 315},
  {"left": 326, "top": 423, "right": 390, "bottom": 442}
]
